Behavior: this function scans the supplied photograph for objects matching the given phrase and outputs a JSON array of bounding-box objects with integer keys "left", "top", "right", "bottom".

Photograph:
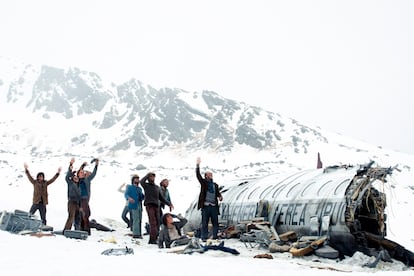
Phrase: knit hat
[{"left": 131, "top": 174, "right": 139, "bottom": 183}]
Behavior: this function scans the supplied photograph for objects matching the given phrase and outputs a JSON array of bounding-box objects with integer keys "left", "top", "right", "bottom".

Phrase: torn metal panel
[{"left": 0, "top": 210, "right": 42, "bottom": 234}]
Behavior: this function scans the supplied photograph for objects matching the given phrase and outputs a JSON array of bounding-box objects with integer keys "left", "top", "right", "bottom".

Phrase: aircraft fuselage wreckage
[{"left": 185, "top": 162, "right": 414, "bottom": 266}]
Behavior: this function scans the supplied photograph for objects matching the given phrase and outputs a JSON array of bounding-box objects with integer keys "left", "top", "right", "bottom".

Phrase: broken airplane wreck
[{"left": 185, "top": 161, "right": 414, "bottom": 266}]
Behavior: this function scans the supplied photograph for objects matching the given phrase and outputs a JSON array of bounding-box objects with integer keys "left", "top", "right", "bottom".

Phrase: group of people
[
  {"left": 120, "top": 157, "right": 223, "bottom": 247},
  {"left": 63, "top": 158, "right": 99, "bottom": 234},
  {"left": 120, "top": 174, "right": 186, "bottom": 247},
  {"left": 24, "top": 157, "right": 99, "bottom": 235},
  {"left": 24, "top": 156, "right": 223, "bottom": 247},
  {"left": 121, "top": 172, "right": 174, "bottom": 245}
]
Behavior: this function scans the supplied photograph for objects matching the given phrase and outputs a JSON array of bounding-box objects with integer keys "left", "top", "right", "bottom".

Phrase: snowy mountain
[
  {"left": 1, "top": 55, "right": 413, "bottom": 172},
  {"left": 1, "top": 57, "right": 322, "bottom": 156}
]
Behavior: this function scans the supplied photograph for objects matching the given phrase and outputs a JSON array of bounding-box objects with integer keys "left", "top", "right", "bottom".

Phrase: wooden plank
[{"left": 289, "top": 236, "right": 327, "bottom": 257}]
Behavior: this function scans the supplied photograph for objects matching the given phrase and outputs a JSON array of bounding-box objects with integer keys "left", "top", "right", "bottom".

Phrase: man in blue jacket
[{"left": 125, "top": 175, "right": 145, "bottom": 238}]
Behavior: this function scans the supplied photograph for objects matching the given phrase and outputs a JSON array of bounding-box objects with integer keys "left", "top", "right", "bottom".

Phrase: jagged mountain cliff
[
  {"left": 1, "top": 58, "right": 326, "bottom": 154},
  {"left": 0, "top": 56, "right": 412, "bottom": 177}
]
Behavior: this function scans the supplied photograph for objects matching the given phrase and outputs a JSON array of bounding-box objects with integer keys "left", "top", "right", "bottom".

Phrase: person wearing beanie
[
  {"left": 125, "top": 174, "right": 145, "bottom": 238},
  {"left": 140, "top": 172, "right": 174, "bottom": 244}
]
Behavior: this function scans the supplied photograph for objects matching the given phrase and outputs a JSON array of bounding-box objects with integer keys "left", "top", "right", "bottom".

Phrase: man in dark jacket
[
  {"left": 196, "top": 157, "right": 223, "bottom": 241},
  {"left": 77, "top": 159, "right": 99, "bottom": 235},
  {"left": 140, "top": 172, "right": 174, "bottom": 244},
  {"left": 63, "top": 158, "right": 82, "bottom": 231},
  {"left": 24, "top": 163, "right": 61, "bottom": 225}
]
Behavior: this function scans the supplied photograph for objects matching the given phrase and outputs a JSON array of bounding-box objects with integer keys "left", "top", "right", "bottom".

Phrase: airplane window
[
  {"left": 236, "top": 187, "right": 249, "bottom": 200},
  {"left": 317, "top": 180, "right": 333, "bottom": 196},
  {"left": 272, "top": 184, "right": 287, "bottom": 198},
  {"left": 248, "top": 186, "right": 260, "bottom": 199},
  {"left": 286, "top": 182, "right": 302, "bottom": 198},
  {"left": 259, "top": 185, "right": 274, "bottom": 198},
  {"left": 301, "top": 182, "right": 316, "bottom": 197},
  {"left": 334, "top": 179, "right": 350, "bottom": 195}
]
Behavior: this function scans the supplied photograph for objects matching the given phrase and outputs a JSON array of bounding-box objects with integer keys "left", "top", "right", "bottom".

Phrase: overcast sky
[{"left": 1, "top": 0, "right": 413, "bottom": 154}]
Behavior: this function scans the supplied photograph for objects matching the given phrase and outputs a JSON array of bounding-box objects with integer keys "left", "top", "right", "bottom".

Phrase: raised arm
[
  {"left": 139, "top": 173, "right": 150, "bottom": 189},
  {"left": 86, "top": 159, "right": 99, "bottom": 181},
  {"left": 118, "top": 183, "right": 126, "bottom": 193},
  {"left": 46, "top": 167, "right": 62, "bottom": 185},
  {"left": 173, "top": 214, "right": 188, "bottom": 229},
  {"left": 195, "top": 157, "right": 204, "bottom": 184},
  {"left": 24, "top": 163, "right": 36, "bottom": 184},
  {"left": 66, "top": 158, "right": 75, "bottom": 183}
]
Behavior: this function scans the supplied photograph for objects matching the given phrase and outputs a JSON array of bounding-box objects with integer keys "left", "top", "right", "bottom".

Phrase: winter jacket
[
  {"left": 196, "top": 166, "right": 222, "bottom": 210},
  {"left": 65, "top": 167, "right": 81, "bottom": 202},
  {"left": 25, "top": 169, "right": 59, "bottom": 205},
  {"left": 125, "top": 184, "right": 145, "bottom": 210},
  {"left": 140, "top": 174, "right": 171, "bottom": 207},
  {"left": 158, "top": 214, "right": 189, "bottom": 248},
  {"left": 79, "top": 164, "right": 98, "bottom": 199},
  {"left": 160, "top": 186, "right": 171, "bottom": 209}
]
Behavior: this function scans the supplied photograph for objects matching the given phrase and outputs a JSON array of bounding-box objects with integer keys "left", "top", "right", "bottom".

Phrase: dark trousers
[
  {"left": 29, "top": 203, "right": 47, "bottom": 225},
  {"left": 80, "top": 198, "right": 91, "bottom": 234},
  {"left": 145, "top": 204, "right": 160, "bottom": 243},
  {"left": 64, "top": 200, "right": 80, "bottom": 230},
  {"left": 201, "top": 206, "right": 219, "bottom": 240}
]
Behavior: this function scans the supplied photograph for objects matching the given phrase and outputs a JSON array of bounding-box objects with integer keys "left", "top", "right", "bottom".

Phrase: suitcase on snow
[{"left": 54, "top": 230, "right": 89, "bottom": 240}]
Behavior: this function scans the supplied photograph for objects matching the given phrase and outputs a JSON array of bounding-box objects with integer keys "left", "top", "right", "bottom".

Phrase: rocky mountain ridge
[{"left": 0, "top": 56, "right": 412, "bottom": 178}]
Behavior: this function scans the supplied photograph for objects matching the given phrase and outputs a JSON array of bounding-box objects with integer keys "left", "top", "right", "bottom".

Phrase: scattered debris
[
  {"left": 29, "top": 232, "right": 56, "bottom": 238},
  {"left": 101, "top": 236, "right": 117, "bottom": 244},
  {"left": 53, "top": 230, "right": 89, "bottom": 240},
  {"left": 0, "top": 209, "right": 42, "bottom": 234},
  {"left": 90, "top": 219, "right": 114, "bottom": 232},
  {"left": 254, "top": 253, "right": 273, "bottom": 259},
  {"left": 101, "top": 246, "right": 134, "bottom": 256}
]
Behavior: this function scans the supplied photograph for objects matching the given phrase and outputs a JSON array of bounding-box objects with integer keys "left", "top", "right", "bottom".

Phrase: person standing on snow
[
  {"left": 24, "top": 162, "right": 61, "bottom": 225},
  {"left": 195, "top": 157, "right": 223, "bottom": 241},
  {"left": 140, "top": 172, "right": 173, "bottom": 244},
  {"left": 125, "top": 175, "right": 145, "bottom": 238},
  {"left": 77, "top": 158, "right": 99, "bottom": 235},
  {"left": 63, "top": 158, "right": 81, "bottom": 231},
  {"left": 118, "top": 183, "right": 133, "bottom": 230}
]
